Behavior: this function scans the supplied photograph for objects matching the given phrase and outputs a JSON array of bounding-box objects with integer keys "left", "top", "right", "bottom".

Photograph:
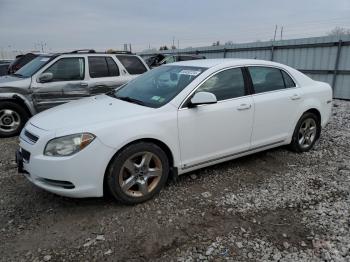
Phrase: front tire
[
  {"left": 290, "top": 112, "right": 320, "bottom": 153},
  {"left": 106, "top": 142, "right": 169, "bottom": 204},
  {"left": 0, "top": 101, "right": 29, "bottom": 138}
]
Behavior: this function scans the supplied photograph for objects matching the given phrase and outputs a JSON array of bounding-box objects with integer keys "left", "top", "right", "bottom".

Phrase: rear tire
[
  {"left": 290, "top": 112, "right": 320, "bottom": 153},
  {"left": 0, "top": 101, "right": 29, "bottom": 138},
  {"left": 106, "top": 142, "right": 169, "bottom": 205}
]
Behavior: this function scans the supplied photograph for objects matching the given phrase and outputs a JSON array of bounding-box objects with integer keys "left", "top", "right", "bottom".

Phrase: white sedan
[{"left": 16, "top": 59, "right": 332, "bottom": 204}]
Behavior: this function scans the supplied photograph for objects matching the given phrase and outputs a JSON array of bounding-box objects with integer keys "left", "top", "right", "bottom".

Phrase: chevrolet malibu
[{"left": 16, "top": 59, "right": 332, "bottom": 204}]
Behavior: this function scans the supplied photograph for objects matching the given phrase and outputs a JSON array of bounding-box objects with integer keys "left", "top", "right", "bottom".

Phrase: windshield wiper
[{"left": 116, "top": 96, "right": 146, "bottom": 106}]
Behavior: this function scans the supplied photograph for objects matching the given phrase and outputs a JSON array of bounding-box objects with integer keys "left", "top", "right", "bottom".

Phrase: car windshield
[
  {"left": 14, "top": 56, "right": 53, "bottom": 78},
  {"left": 111, "top": 65, "right": 207, "bottom": 108}
]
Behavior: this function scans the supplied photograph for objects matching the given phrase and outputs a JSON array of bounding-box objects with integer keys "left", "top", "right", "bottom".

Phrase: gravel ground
[{"left": 0, "top": 100, "right": 349, "bottom": 262}]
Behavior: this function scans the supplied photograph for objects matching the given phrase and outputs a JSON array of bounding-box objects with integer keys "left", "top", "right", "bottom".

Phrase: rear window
[
  {"left": 17, "top": 54, "right": 37, "bottom": 67},
  {"left": 115, "top": 55, "right": 147, "bottom": 75}
]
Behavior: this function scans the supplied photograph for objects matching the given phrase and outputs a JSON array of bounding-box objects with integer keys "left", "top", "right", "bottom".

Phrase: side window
[
  {"left": 88, "top": 57, "right": 109, "bottom": 78},
  {"left": 196, "top": 68, "right": 246, "bottom": 101},
  {"left": 106, "top": 57, "right": 120, "bottom": 76},
  {"left": 281, "top": 70, "right": 296, "bottom": 88},
  {"left": 44, "top": 57, "right": 84, "bottom": 81},
  {"left": 248, "top": 67, "right": 285, "bottom": 94},
  {"left": 115, "top": 55, "right": 147, "bottom": 75}
]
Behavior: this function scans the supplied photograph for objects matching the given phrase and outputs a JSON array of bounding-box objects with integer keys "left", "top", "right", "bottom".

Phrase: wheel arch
[
  {"left": 0, "top": 95, "right": 34, "bottom": 116},
  {"left": 301, "top": 107, "right": 322, "bottom": 139},
  {"left": 103, "top": 138, "right": 176, "bottom": 195},
  {"left": 304, "top": 108, "right": 321, "bottom": 123}
]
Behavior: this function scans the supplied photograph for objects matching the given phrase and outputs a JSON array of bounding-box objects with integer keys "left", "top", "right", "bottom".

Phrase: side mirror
[
  {"left": 189, "top": 92, "right": 217, "bottom": 107},
  {"left": 38, "top": 72, "right": 53, "bottom": 83}
]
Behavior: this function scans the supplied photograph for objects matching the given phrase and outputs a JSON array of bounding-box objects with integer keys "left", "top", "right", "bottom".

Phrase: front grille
[
  {"left": 24, "top": 130, "right": 39, "bottom": 144},
  {"left": 21, "top": 148, "right": 31, "bottom": 162}
]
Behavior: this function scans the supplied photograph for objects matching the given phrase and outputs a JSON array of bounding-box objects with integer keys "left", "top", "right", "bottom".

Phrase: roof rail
[
  {"left": 70, "top": 49, "right": 96, "bottom": 53},
  {"left": 106, "top": 50, "right": 133, "bottom": 55}
]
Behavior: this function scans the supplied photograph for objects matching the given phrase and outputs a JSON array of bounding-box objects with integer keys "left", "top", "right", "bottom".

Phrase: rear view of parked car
[
  {"left": 7, "top": 53, "right": 40, "bottom": 74},
  {"left": 0, "top": 50, "right": 149, "bottom": 137}
]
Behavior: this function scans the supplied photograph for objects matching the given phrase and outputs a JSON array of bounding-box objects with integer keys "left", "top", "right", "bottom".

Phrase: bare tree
[{"left": 327, "top": 27, "right": 350, "bottom": 37}]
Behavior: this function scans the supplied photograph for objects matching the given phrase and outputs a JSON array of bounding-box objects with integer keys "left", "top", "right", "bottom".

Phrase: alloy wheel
[
  {"left": 0, "top": 109, "right": 21, "bottom": 133},
  {"left": 298, "top": 118, "right": 317, "bottom": 149},
  {"left": 118, "top": 151, "right": 163, "bottom": 197}
]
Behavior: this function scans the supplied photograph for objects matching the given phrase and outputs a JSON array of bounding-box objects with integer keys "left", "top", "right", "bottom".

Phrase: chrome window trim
[
  {"left": 247, "top": 65, "right": 300, "bottom": 97},
  {"left": 178, "top": 64, "right": 300, "bottom": 110}
]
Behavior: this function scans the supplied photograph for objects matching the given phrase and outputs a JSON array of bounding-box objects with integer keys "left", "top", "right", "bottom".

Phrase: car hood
[
  {"left": 30, "top": 94, "right": 154, "bottom": 131},
  {"left": 0, "top": 75, "right": 31, "bottom": 88}
]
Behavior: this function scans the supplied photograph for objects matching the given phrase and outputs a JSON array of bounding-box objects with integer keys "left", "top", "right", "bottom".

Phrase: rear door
[
  {"left": 87, "top": 56, "right": 125, "bottom": 95},
  {"left": 31, "top": 57, "right": 87, "bottom": 112},
  {"left": 247, "top": 66, "right": 303, "bottom": 147}
]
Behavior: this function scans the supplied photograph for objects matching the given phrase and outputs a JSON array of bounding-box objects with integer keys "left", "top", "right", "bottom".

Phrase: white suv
[{"left": 16, "top": 59, "right": 332, "bottom": 204}]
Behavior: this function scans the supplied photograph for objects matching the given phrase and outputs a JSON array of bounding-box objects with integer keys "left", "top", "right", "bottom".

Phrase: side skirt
[{"left": 178, "top": 140, "right": 286, "bottom": 174}]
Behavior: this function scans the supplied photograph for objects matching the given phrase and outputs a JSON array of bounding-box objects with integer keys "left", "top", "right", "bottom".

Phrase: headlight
[{"left": 44, "top": 133, "right": 95, "bottom": 156}]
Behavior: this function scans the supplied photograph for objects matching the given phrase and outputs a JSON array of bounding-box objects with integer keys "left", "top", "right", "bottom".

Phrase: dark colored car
[
  {"left": 145, "top": 54, "right": 206, "bottom": 68},
  {"left": 144, "top": 54, "right": 166, "bottom": 68},
  {"left": 7, "top": 53, "right": 39, "bottom": 74},
  {"left": 0, "top": 60, "right": 12, "bottom": 76}
]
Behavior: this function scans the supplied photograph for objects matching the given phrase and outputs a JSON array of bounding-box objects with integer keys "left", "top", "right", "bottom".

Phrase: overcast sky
[{"left": 0, "top": 0, "right": 350, "bottom": 53}]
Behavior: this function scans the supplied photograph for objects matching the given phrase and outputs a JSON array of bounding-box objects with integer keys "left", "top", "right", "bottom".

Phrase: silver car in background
[{"left": 0, "top": 50, "right": 149, "bottom": 137}]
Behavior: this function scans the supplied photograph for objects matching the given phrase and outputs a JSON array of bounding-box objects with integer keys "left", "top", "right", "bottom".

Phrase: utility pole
[
  {"left": 129, "top": 43, "right": 132, "bottom": 53},
  {"left": 273, "top": 25, "right": 278, "bottom": 42},
  {"left": 280, "top": 26, "right": 284, "bottom": 40},
  {"left": 40, "top": 41, "right": 44, "bottom": 52},
  {"left": 178, "top": 39, "right": 179, "bottom": 49}
]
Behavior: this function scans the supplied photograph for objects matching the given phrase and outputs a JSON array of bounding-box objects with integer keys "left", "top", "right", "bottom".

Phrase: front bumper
[{"left": 17, "top": 124, "right": 115, "bottom": 198}]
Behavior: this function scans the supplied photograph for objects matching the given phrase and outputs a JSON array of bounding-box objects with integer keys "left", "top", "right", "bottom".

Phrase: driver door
[
  {"left": 177, "top": 67, "right": 254, "bottom": 169},
  {"left": 31, "top": 57, "right": 88, "bottom": 112}
]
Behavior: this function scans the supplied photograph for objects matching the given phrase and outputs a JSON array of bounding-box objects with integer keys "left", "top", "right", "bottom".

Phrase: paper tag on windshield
[
  {"left": 40, "top": 58, "right": 50, "bottom": 62},
  {"left": 179, "top": 70, "right": 201, "bottom": 76},
  {"left": 151, "top": 96, "right": 161, "bottom": 101}
]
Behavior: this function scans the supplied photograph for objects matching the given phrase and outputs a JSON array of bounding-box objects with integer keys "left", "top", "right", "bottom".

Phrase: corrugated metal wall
[{"left": 139, "top": 35, "right": 350, "bottom": 100}]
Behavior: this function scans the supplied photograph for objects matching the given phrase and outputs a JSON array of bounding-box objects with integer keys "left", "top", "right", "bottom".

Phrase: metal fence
[{"left": 138, "top": 35, "right": 350, "bottom": 100}]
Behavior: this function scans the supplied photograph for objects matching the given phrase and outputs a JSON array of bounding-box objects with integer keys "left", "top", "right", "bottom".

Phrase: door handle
[
  {"left": 80, "top": 82, "right": 88, "bottom": 87},
  {"left": 237, "top": 104, "right": 252, "bottom": 111},
  {"left": 290, "top": 94, "right": 301, "bottom": 100}
]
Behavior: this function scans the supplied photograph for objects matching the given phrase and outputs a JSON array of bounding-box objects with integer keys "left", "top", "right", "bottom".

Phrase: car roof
[
  {"left": 169, "top": 58, "right": 288, "bottom": 68},
  {"left": 37, "top": 53, "right": 140, "bottom": 58}
]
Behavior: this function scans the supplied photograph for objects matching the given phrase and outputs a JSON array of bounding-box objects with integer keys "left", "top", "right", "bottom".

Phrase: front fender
[
  {"left": 54, "top": 109, "right": 181, "bottom": 169},
  {"left": 0, "top": 92, "right": 36, "bottom": 115}
]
